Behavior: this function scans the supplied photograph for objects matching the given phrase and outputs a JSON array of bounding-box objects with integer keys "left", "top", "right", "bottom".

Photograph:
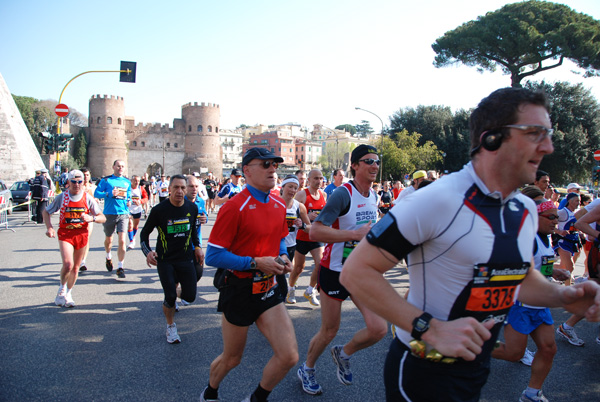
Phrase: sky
[{"left": 1, "top": 0, "right": 599, "bottom": 132}]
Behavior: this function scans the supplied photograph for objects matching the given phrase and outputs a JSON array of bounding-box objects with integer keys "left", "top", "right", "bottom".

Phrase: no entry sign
[
  {"left": 594, "top": 150, "right": 600, "bottom": 161},
  {"left": 55, "top": 104, "right": 69, "bottom": 117}
]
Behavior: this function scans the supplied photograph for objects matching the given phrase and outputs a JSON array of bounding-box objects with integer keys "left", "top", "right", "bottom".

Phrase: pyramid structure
[{"left": 0, "top": 72, "right": 45, "bottom": 184}]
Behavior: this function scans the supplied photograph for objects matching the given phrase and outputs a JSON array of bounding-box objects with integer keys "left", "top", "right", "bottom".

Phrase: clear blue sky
[{"left": 1, "top": 0, "right": 599, "bottom": 131}]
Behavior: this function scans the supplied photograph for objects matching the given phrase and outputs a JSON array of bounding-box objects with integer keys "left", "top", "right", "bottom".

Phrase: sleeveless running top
[
  {"left": 321, "top": 182, "right": 378, "bottom": 272},
  {"left": 59, "top": 192, "right": 89, "bottom": 230},
  {"left": 296, "top": 188, "right": 326, "bottom": 242}
]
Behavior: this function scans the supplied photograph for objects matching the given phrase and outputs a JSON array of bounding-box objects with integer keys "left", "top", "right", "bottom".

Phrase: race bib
[
  {"left": 540, "top": 255, "right": 555, "bottom": 277},
  {"left": 465, "top": 263, "right": 528, "bottom": 313},
  {"left": 114, "top": 186, "right": 127, "bottom": 200}
]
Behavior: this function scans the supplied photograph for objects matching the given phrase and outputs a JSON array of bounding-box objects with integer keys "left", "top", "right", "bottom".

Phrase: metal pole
[{"left": 355, "top": 107, "right": 384, "bottom": 183}]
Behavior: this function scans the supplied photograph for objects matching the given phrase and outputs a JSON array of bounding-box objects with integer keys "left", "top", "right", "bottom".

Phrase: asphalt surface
[{"left": 1, "top": 208, "right": 599, "bottom": 401}]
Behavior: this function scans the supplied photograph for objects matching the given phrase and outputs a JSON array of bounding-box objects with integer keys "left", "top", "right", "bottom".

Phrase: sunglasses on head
[
  {"left": 248, "top": 160, "right": 279, "bottom": 169},
  {"left": 540, "top": 213, "right": 559, "bottom": 220},
  {"left": 359, "top": 158, "right": 381, "bottom": 166},
  {"left": 70, "top": 180, "right": 83, "bottom": 184}
]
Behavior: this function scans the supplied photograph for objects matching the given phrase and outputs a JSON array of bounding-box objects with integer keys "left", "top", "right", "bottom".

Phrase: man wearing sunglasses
[
  {"left": 43, "top": 170, "right": 106, "bottom": 308},
  {"left": 201, "top": 147, "right": 297, "bottom": 402},
  {"left": 297, "top": 144, "right": 384, "bottom": 396},
  {"left": 340, "top": 87, "right": 600, "bottom": 401}
]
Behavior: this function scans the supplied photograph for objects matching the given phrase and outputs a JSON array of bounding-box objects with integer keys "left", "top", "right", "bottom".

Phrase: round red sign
[
  {"left": 55, "top": 104, "right": 69, "bottom": 117},
  {"left": 594, "top": 150, "right": 600, "bottom": 161}
]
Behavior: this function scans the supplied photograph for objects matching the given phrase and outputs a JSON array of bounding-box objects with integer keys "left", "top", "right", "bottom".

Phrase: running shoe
[
  {"left": 286, "top": 287, "right": 297, "bottom": 304},
  {"left": 520, "top": 348, "right": 535, "bottom": 366},
  {"left": 519, "top": 389, "right": 549, "bottom": 402},
  {"left": 304, "top": 289, "right": 320, "bottom": 306},
  {"left": 116, "top": 267, "right": 126, "bottom": 278},
  {"left": 79, "top": 264, "right": 87, "bottom": 272},
  {"left": 556, "top": 323, "right": 585, "bottom": 346},
  {"left": 105, "top": 258, "right": 113, "bottom": 272},
  {"left": 175, "top": 302, "right": 179, "bottom": 312},
  {"left": 180, "top": 299, "right": 191, "bottom": 306},
  {"left": 127, "top": 239, "right": 135, "bottom": 250},
  {"left": 199, "top": 386, "right": 219, "bottom": 402},
  {"left": 297, "top": 365, "right": 323, "bottom": 395},
  {"left": 64, "top": 292, "right": 75, "bottom": 308},
  {"left": 330, "top": 345, "right": 352, "bottom": 385},
  {"left": 166, "top": 323, "right": 181, "bottom": 344},
  {"left": 54, "top": 289, "right": 66, "bottom": 306}
]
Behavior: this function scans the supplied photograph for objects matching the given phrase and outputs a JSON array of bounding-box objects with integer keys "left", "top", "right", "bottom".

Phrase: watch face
[{"left": 415, "top": 319, "right": 428, "bottom": 332}]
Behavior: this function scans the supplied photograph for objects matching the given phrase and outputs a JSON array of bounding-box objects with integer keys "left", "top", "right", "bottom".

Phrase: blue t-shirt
[
  {"left": 94, "top": 175, "right": 132, "bottom": 215},
  {"left": 185, "top": 195, "right": 206, "bottom": 245},
  {"left": 217, "top": 182, "right": 242, "bottom": 200},
  {"left": 324, "top": 183, "right": 339, "bottom": 197}
]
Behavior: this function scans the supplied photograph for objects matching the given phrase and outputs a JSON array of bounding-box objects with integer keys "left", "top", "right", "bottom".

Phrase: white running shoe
[
  {"left": 127, "top": 239, "right": 135, "bottom": 250},
  {"left": 286, "top": 287, "right": 297, "bottom": 304},
  {"left": 556, "top": 323, "right": 585, "bottom": 346},
  {"left": 179, "top": 299, "right": 191, "bottom": 306},
  {"left": 520, "top": 348, "right": 535, "bottom": 366},
  {"left": 54, "top": 289, "right": 66, "bottom": 306},
  {"left": 64, "top": 292, "right": 75, "bottom": 308},
  {"left": 304, "top": 289, "right": 320, "bottom": 306},
  {"left": 166, "top": 323, "right": 181, "bottom": 344}
]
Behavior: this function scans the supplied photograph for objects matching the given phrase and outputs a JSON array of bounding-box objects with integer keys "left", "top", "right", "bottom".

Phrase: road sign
[
  {"left": 594, "top": 150, "right": 600, "bottom": 161},
  {"left": 55, "top": 104, "right": 69, "bottom": 117},
  {"left": 404, "top": 174, "right": 410, "bottom": 180}
]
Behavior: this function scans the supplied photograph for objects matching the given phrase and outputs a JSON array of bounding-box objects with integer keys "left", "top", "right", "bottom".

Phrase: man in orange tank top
[{"left": 43, "top": 170, "right": 106, "bottom": 308}]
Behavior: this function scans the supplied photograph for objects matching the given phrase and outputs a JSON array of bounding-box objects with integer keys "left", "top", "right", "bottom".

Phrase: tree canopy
[
  {"left": 432, "top": 0, "right": 600, "bottom": 87},
  {"left": 355, "top": 120, "right": 374, "bottom": 137},
  {"left": 335, "top": 124, "right": 357, "bottom": 135}
]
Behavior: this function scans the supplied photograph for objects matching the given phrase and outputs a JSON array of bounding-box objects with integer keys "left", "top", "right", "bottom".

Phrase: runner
[
  {"left": 204, "top": 173, "right": 217, "bottom": 214},
  {"left": 297, "top": 145, "right": 384, "bottom": 396},
  {"left": 200, "top": 147, "right": 297, "bottom": 402},
  {"left": 94, "top": 160, "right": 132, "bottom": 279},
  {"left": 79, "top": 167, "right": 97, "bottom": 272},
  {"left": 140, "top": 175, "right": 203, "bottom": 343},
  {"left": 340, "top": 87, "right": 600, "bottom": 401},
  {"left": 157, "top": 174, "right": 169, "bottom": 203},
  {"left": 287, "top": 169, "right": 326, "bottom": 306},
  {"left": 280, "top": 174, "right": 311, "bottom": 264},
  {"left": 127, "top": 175, "right": 148, "bottom": 250},
  {"left": 43, "top": 170, "right": 106, "bottom": 307},
  {"left": 214, "top": 169, "right": 243, "bottom": 206}
]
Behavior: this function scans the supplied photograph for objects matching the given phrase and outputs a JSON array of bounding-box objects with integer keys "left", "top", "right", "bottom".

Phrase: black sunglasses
[
  {"left": 70, "top": 180, "right": 83, "bottom": 184},
  {"left": 540, "top": 214, "right": 559, "bottom": 220},
  {"left": 359, "top": 158, "right": 381, "bottom": 166},
  {"left": 248, "top": 160, "right": 279, "bottom": 169}
]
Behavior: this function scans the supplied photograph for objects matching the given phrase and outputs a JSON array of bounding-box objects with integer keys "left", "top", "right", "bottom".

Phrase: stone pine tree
[
  {"left": 73, "top": 129, "right": 88, "bottom": 167},
  {"left": 432, "top": 1, "right": 600, "bottom": 87}
]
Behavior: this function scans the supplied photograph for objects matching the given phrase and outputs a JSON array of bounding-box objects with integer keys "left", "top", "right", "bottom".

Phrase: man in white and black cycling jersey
[{"left": 341, "top": 87, "right": 600, "bottom": 401}]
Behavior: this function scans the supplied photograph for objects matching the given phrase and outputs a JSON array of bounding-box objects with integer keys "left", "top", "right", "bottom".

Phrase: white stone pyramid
[{"left": 0, "top": 72, "right": 45, "bottom": 184}]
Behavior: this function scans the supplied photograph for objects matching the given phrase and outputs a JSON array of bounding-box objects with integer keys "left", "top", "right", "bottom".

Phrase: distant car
[
  {"left": 0, "top": 179, "right": 14, "bottom": 215},
  {"left": 9, "top": 181, "right": 31, "bottom": 211}
]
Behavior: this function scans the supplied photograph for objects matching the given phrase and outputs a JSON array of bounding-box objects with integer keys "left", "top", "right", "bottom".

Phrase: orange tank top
[
  {"left": 296, "top": 188, "right": 326, "bottom": 242},
  {"left": 59, "top": 192, "right": 89, "bottom": 230}
]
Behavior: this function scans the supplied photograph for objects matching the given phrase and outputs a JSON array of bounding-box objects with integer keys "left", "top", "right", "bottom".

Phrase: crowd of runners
[{"left": 40, "top": 87, "right": 600, "bottom": 402}]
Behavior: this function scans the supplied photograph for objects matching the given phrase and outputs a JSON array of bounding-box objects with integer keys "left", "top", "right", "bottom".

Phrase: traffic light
[
  {"left": 120, "top": 61, "right": 137, "bottom": 83},
  {"left": 56, "top": 134, "right": 72, "bottom": 153},
  {"left": 38, "top": 132, "right": 53, "bottom": 154},
  {"left": 594, "top": 165, "right": 600, "bottom": 185}
]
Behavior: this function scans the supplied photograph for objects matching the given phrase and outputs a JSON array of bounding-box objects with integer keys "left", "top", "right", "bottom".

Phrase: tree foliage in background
[
  {"left": 318, "top": 142, "right": 354, "bottom": 173},
  {"left": 389, "top": 105, "right": 471, "bottom": 172},
  {"left": 12, "top": 95, "right": 87, "bottom": 154},
  {"left": 432, "top": 0, "right": 600, "bottom": 87},
  {"left": 525, "top": 81, "right": 600, "bottom": 184},
  {"left": 375, "top": 130, "right": 444, "bottom": 181},
  {"left": 355, "top": 120, "right": 374, "bottom": 137},
  {"left": 73, "top": 129, "right": 88, "bottom": 167},
  {"left": 335, "top": 124, "right": 357, "bottom": 135}
]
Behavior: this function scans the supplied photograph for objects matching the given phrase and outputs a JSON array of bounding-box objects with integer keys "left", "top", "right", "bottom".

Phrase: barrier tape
[{"left": 0, "top": 199, "right": 35, "bottom": 213}]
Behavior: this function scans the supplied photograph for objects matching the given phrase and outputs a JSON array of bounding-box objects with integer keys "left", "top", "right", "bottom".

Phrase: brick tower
[{"left": 182, "top": 102, "right": 222, "bottom": 178}]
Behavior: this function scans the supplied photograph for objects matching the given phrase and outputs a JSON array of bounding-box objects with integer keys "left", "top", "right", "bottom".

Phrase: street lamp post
[{"left": 355, "top": 107, "right": 384, "bottom": 184}]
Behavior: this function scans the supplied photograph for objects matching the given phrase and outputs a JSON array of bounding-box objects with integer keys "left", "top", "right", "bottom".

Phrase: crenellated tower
[
  {"left": 87, "top": 95, "right": 128, "bottom": 177},
  {"left": 181, "top": 102, "right": 222, "bottom": 178}
]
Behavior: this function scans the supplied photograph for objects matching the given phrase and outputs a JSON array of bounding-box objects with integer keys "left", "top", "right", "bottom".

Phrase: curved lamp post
[{"left": 355, "top": 107, "right": 384, "bottom": 183}]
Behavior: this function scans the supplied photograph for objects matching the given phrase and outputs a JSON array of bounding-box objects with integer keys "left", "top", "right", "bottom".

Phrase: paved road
[{"left": 1, "top": 209, "right": 599, "bottom": 401}]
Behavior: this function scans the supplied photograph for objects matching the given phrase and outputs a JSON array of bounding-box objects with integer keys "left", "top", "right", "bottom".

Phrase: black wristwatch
[
  {"left": 250, "top": 258, "right": 257, "bottom": 269},
  {"left": 411, "top": 312, "right": 433, "bottom": 340}
]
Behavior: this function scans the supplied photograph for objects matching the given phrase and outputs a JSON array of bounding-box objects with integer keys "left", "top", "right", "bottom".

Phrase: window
[
  {"left": 216, "top": 127, "right": 219, "bottom": 133},
  {"left": 271, "top": 148, "right": 274, "bottom": 153},
  {"left": 107, "top": 117, "right": 112, "bottom": 124},
  {"left": 208, "top": 126, "right": 212, "bottom": 132},
  {"left": 97, "top": 117, "right": 101, "bottom": 124},
  {"left": 197, "top": 125, "right": 203, "bottom": 132},
  {"left": 167, "top": 142, "right": 171, "bottom": 148},
  {"left": 275, "top": 139, "right": 278, "bottom": 143},
  {"left": 174, "top": 143, "right": 178, "bottom": 148},
  {"left": 118, "top": 118, "right": 122, "bottom": 125},
  {"left": 189, "top": 125, "right": 192, "bottom": 132},
  {"left": 141, "top": 141, "right": 145, "bottom": 147},
  {"left": 133, "top": 141, "right": 137, "bottom": 146}
]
